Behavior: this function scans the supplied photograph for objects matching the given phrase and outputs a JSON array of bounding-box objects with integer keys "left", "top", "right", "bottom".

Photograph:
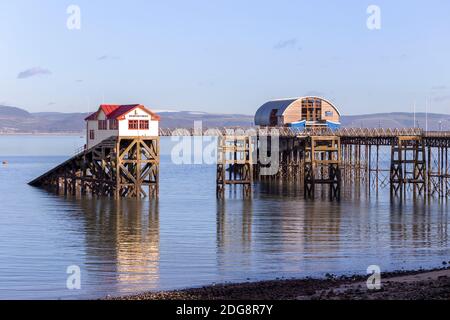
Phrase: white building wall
[
  {"left": 86, "top": 111, "right": 119, "bottom": 149},
  {"left": 118, "top": 108, "right": 159, "bottom": 137},
  {"left": 86, "top": 107, "right": 159, "bottom": 149}
]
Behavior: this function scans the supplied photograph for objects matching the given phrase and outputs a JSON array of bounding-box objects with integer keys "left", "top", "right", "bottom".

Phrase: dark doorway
[{"left": 269, "top": 109, "right": 278, "bottom": 126}]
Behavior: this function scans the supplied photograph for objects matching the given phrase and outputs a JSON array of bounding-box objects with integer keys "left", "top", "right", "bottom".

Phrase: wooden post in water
[
  {"left": 304, "top": 136, "right": 341, "bottom": 201},
  {"left": 216, "top": 135, "right": 253, "bottom": 198},
  {"left": 390, "top": 136, "right": 426, "bottom": 197}
]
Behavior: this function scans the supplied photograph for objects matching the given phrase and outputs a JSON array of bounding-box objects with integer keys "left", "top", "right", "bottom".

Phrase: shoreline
[{"left": 107, "top": 266, "right": 450, "bottom": 300}]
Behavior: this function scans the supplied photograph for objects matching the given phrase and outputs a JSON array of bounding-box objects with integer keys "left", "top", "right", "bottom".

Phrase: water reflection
[
  {"left": 75, "top": 198, "right": 160, "bottom": 294},
  {"left": 1, "top": 153, "right": 449, "bottom": 299},
  {"left": 390, "top": 198, "right": 448, "bottom": 251},
  {"left": 216, "top": 199, "right": 253, "bottom": 272},
  {"left": 302, "top": 201, "right": 342, "bottom": 257}
]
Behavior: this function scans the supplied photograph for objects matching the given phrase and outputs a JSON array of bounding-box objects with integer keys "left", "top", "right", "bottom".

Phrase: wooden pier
[
  {"left": 186, "top": 127, "right": 449, "bottom": 200},
  {"left": 29, "top": 128, "right": 450, "bottom": 200},
  {"left": 29, "top": 136, "right": 159, "bottom": 198}
]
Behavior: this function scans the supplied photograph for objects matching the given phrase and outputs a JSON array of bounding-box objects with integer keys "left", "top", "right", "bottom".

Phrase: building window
[
  {"left": 139, "top": 120, "right": 149, "bottom": 130},
  {"left": 128, "top": 120, "right": 139, "bottom": 130},
  {"left": 98, "top": 120, "right": 108, "bottom": 130},
  {"left": 109, "top": 119, "right": 118, "bottom": 130},
  {"left": 325, "top": 111, "right": 333, "bottom": 117},
  {"left": 89, "top": 130, "right": 95, "bottom": 140}
]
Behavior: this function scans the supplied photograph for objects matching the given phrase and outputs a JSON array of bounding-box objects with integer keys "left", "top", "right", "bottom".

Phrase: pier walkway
[{"left": 29, "top": 127, "right": 450, "bottom": 200}]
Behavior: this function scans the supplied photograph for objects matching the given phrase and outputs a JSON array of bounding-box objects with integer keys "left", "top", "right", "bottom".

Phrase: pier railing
[{"left": 159, "top": 127, "right": 449, "bottom": 138}]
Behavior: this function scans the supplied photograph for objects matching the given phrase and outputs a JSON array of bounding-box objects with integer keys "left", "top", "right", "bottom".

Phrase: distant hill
[
  {"left": 0, "top": 105, "right": 90, "bottom": 133},
  {"left": 0, "top": 105, "right": 31, "bottom": 118},
  {"left": 0, "top": 105, "right": 449, "bottom": 133},
  {"left": 158, "top": 111, "right": 254, "bottom": 128},
  {"left": 342, "top": 112, "right": 450, "bottom": 130}
]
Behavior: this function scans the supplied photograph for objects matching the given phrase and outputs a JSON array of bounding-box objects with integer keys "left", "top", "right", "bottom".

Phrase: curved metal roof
[{"left": 254, "top": 97, "right": 341, "bottom": 126}]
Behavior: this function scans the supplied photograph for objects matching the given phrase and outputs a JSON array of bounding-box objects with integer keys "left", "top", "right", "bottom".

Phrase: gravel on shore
[{"left": 106, "top": 266, "right": 450, "bottom": 300}]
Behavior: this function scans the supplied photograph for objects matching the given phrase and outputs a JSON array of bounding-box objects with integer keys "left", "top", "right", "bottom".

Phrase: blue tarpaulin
[
  {"left": 287, "top": 120, "right": 307, "bottom": 129},
  {"left": 326, "top": 121, "right": 341, "bottom": 131}
]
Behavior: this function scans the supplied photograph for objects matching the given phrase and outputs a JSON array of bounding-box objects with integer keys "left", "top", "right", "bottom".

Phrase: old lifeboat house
[
  {"left": 29, "top": 104, "right": 161, "bottom": 198},
  {"left": 85, "top": 104, "right": 160, "bottom": 149},
  {"left": 254, "top": 96, "right": 341, "bottom": 130}
]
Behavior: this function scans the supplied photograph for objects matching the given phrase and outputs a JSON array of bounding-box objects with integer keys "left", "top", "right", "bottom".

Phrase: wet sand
[{"left": 108, "top": 267, "right": 450, "bottom": 300}]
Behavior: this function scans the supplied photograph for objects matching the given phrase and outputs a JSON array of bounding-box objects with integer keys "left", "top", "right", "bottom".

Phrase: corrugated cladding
[{"left": 254, "top": 99, "right": 298, "bottom": 126}]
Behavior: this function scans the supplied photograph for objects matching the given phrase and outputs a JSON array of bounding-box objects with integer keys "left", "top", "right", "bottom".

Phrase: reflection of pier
[
  {"left": 389, "top": 198, "right": 449, "bottom": 250},
  {"left": 216, "top": 200, "right": 253, "bottom": 271},
  {"left": 215, "top": 195, "right": 344, "bottom": 274},
  {"left": 76, "top": 198, "right": 160, "bottom": 293}
]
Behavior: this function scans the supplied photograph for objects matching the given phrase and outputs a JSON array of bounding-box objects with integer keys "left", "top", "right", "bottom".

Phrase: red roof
[{"left": 85, "top": 104, "right": 161, "bottom": 121}]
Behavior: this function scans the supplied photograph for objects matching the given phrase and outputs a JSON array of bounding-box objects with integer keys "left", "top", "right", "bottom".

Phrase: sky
[{"left": 0, "top": 0, "right": 450, "bottom": 115}]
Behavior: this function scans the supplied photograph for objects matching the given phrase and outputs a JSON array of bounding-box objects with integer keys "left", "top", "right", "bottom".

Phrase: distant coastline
[{"left": 1, "top": 105, "right": 450, "bottom": 133}]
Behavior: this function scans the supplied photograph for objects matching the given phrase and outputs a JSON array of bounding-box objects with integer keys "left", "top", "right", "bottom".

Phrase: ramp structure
[{"left": 29, "top": 136, "right": 159, "bottom": 198}]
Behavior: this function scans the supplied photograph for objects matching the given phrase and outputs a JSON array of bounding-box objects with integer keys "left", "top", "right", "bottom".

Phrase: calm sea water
[{"left": 0, "top": 135, "right": 448, "bottom": 300}]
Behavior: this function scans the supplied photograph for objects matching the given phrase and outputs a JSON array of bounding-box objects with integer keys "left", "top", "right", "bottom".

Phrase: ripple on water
[{"left": 0, "top": 146, "right": 448, "bottom": 299}]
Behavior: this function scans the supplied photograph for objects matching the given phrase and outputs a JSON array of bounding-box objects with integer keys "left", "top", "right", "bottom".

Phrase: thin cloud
[
  {"left": 432, "top": 95, "right": 450, "bottom": 103},
  {"left": 17, "top": 67, "right": 52, "bottom": 79},
  {"left": 197, "top": 80, "right": 215, "bottom": 87},
  {"left": 97, "top": 55, "right": 120, "bottom": 61},
  {"left": 379, "top": 54, "right": 409, "bottom": 62},
  {"left": 273, "top": 38, "right": 298, "bottom": 50},
  {"left": 431, "top": 85, "right": 450, "bottom": 102},
  {"left": 431, "top": 85, "right": 447, "bottom": 91}
]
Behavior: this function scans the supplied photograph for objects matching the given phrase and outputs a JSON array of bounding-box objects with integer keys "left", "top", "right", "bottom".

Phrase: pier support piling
[
  {"left": 29, "top": 136, "right": 160, "bottom": 198},
  {"left": 217, "top": 135, "right": 253, "bottom": 198},
  {"left": 304, "top": 136, "right": 341, "bottom": 200},
  {"left": 390, "top": 136, "right": 426, "bottom": 197}
]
